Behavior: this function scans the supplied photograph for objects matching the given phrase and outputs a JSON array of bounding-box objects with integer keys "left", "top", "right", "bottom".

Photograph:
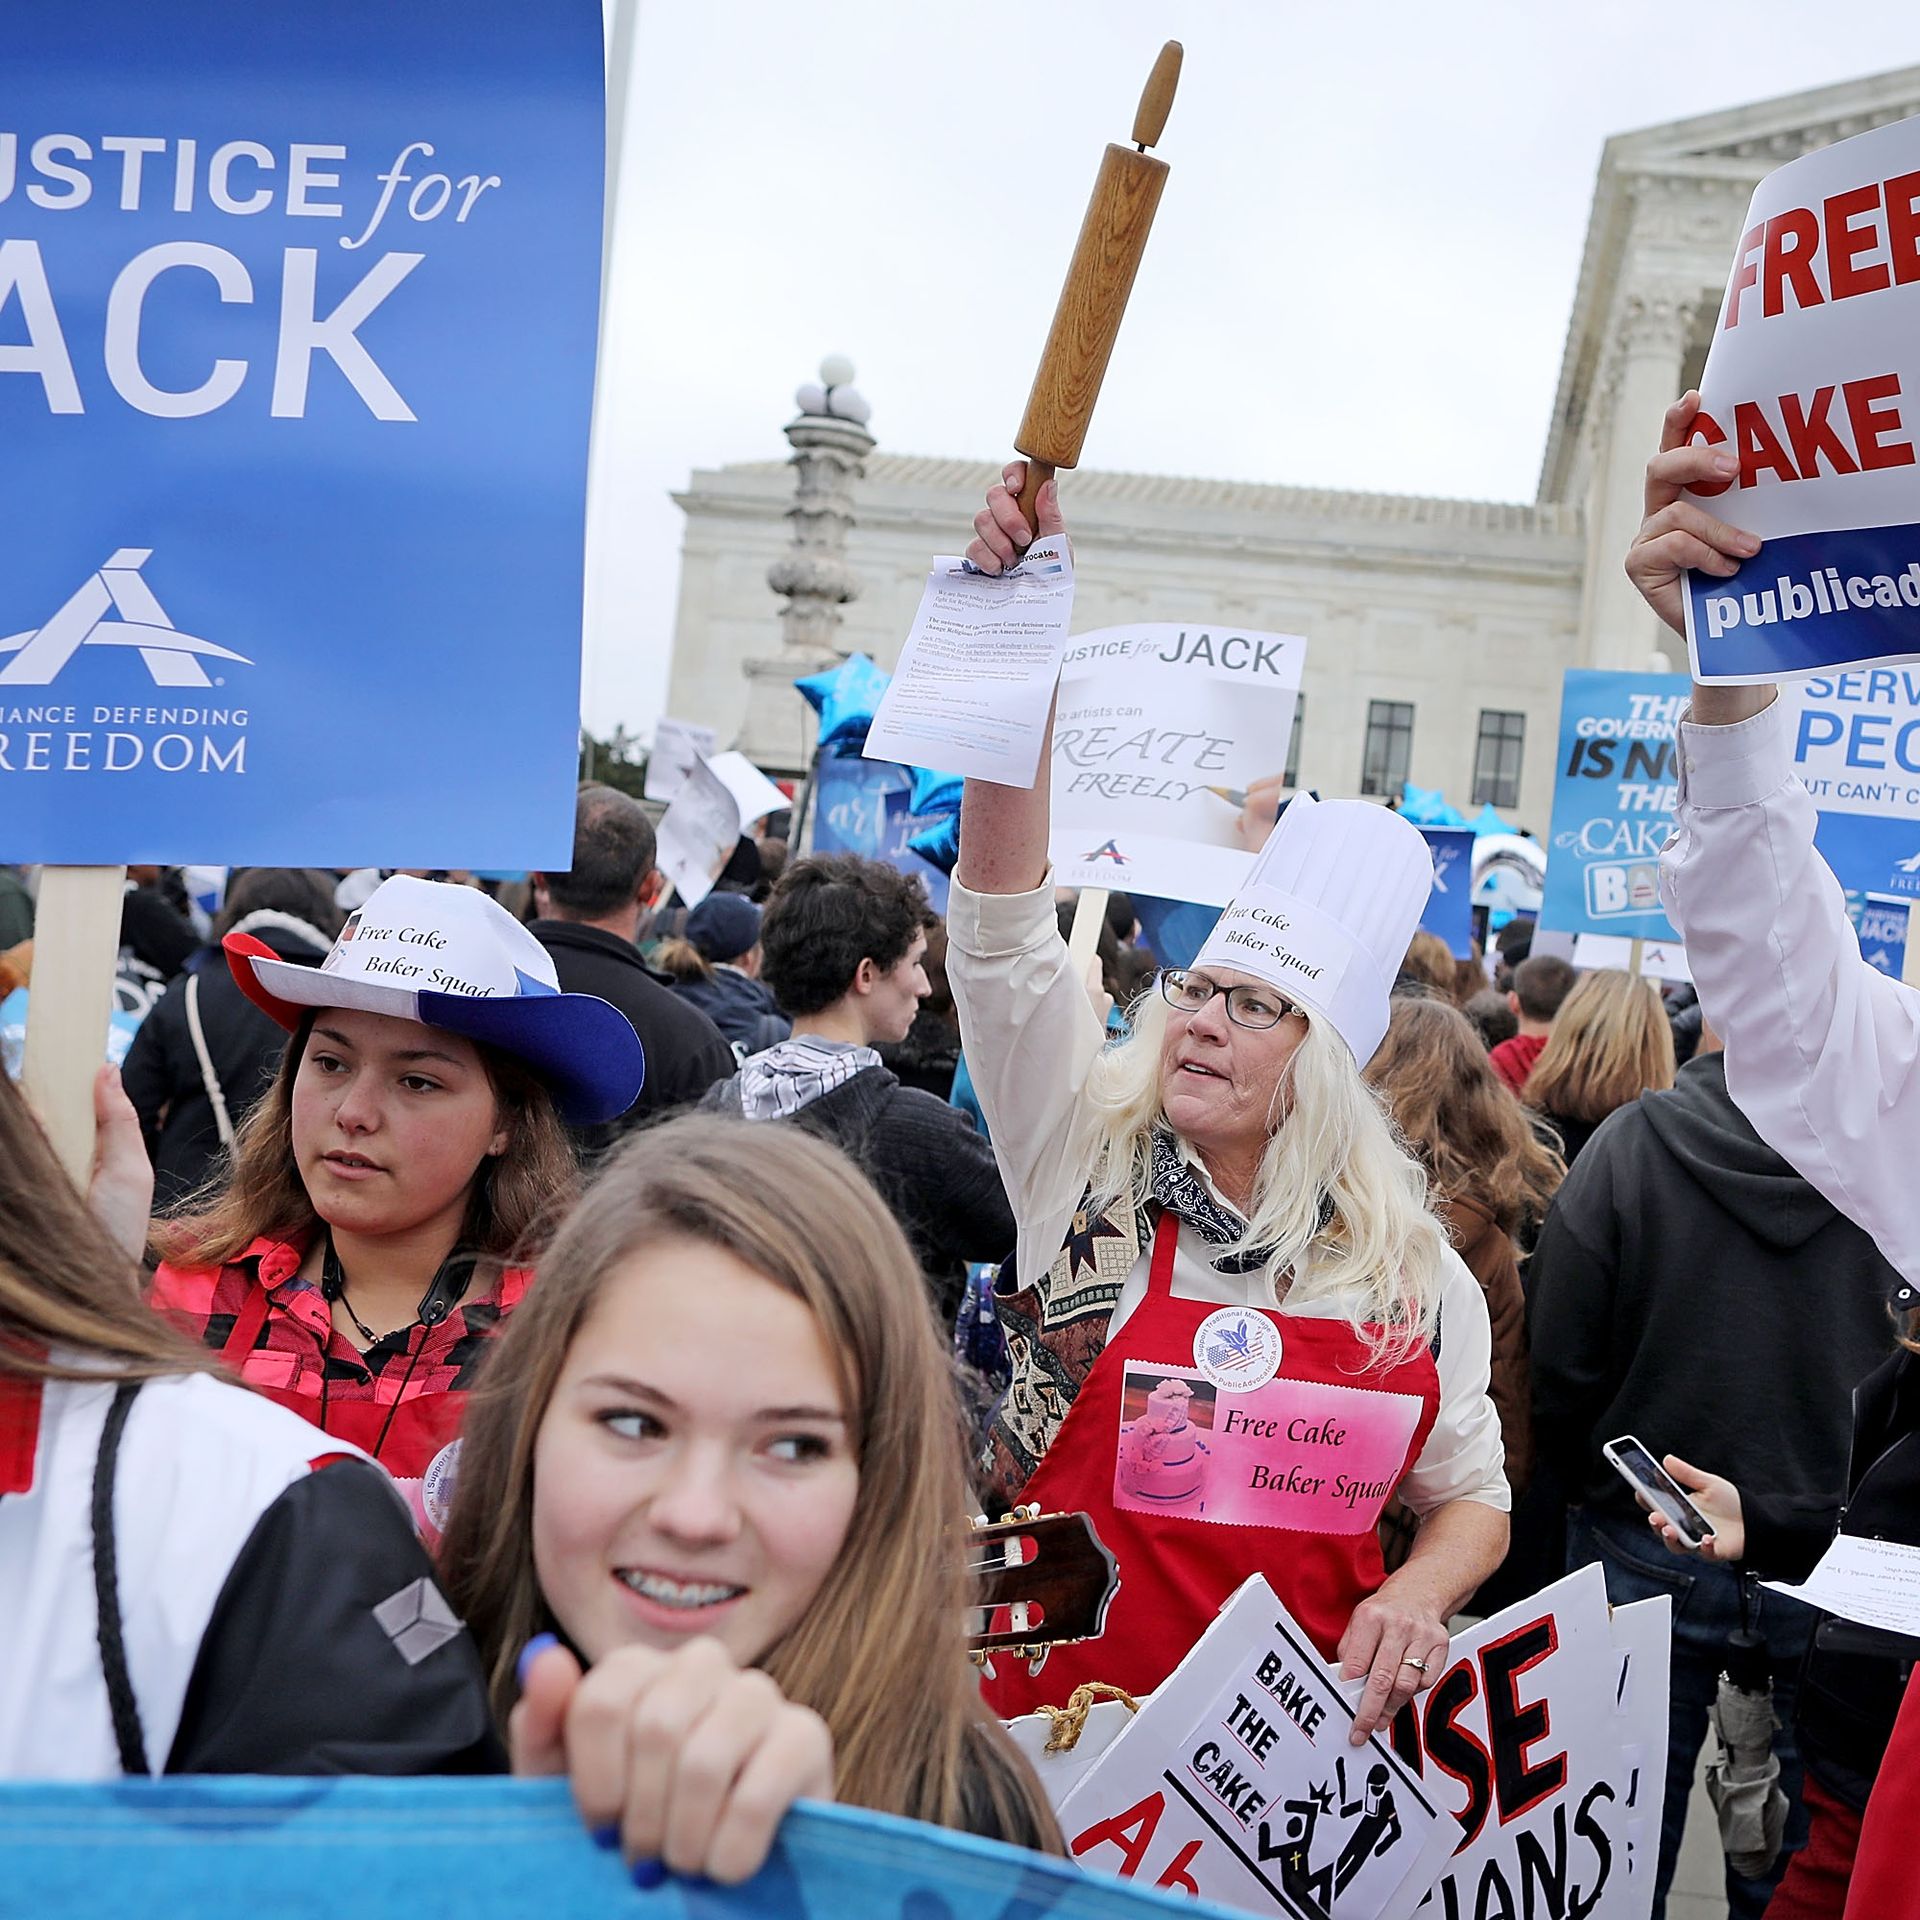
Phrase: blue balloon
[
  {"left": 909, "top": 765, "right": 964, "bottom": 817},
  {"left": 1472, "top": 801, "right": 1518, "bottom": 836},
  {"left": 906, "top": 814, "right": 960, "bottom": 873},
  {"left": 793, "top": 653, "right": 892, "bottom": 752},
  {"left": 1398, "top": 781, "right": 1464, "bottom": 826}
]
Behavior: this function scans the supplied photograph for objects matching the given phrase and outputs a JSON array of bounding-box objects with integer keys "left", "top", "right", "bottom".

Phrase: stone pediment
[
  {"left": 685, "top": 454, "right": 1582, "bottom": 540},
  {"left": 1611, "top": 64, "right": 1920, "bottom": 172},
  {"left": 1537, "top": 65, "right": 1920, "bottom": 502}
]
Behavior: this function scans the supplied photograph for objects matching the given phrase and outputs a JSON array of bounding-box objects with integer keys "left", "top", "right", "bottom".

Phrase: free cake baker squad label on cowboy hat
[{"left": 227, "top": 875, "right": 644, "bottom": 1126}]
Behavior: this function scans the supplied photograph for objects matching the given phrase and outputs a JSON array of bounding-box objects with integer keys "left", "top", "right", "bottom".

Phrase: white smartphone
[{"left": 1602, "top": 1433, "right": 1716, "bottom": 1547}]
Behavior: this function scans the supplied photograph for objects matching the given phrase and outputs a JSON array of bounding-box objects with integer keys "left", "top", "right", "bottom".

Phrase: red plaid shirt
[{"left": 150, "top": 1235, "right": 530, "bottom": 1539}]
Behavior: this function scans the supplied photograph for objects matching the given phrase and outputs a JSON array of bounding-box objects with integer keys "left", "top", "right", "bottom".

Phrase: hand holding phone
[{"left": 1603, "top": 1434, "right": 1720, "bottom": 1549}]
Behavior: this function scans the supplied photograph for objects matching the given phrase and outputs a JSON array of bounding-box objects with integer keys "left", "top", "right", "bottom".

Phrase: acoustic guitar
[{"left": 965, "top": 1504, "right": 1119, "bottom": 1679}]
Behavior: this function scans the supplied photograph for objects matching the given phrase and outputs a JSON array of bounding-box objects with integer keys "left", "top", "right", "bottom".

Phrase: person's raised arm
[
  {"left": 945, "top": 463, "right": 1107, "bottom": 1262},
  {"left": 955, "top": 462, "right": 1066, "bottom": 896},
  {"left": 1631, "top": 393, "right": 1920, "bottom": 1285}
]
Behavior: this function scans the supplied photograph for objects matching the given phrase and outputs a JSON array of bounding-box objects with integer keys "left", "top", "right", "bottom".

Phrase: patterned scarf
[
  {"left": 736, "top": 1036, "right": 881, "bottom": 1120},
  {"left": 1148, "top": 1128, "right": 1277, "bottom": 1275}
]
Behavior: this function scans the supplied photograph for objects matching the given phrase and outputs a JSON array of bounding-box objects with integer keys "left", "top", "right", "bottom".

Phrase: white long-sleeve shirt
[
  {"left": 946, "top": 874, "right": 1508, "bottom": 1516},
  {"left": 1662, "top": 695, "right": 1920, "bottom": 1286}
]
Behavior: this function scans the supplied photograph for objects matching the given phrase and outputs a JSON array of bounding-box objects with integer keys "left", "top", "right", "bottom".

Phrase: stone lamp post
[{"left": 737, "top": 355, "right": 876, "bottom": 773}]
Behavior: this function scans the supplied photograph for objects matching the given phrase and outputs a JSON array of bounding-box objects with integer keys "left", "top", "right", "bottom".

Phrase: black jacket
[
  {"left": 1738, "top": 1345, "right": 1920, "bottom": 1810},
  {"left": 706, "top": 1063, "right": 1015, "bottom": 1327},
  {"left": 122, "top": 921, "right": 325, "bottom": 1208},
  {"left": 672, "top": 967, "right": 789, "bottom": 1057},
  {"left": 529, "top": 919, "right": 735, "bottom": 1146},
  {"left": 1529, "top": 1051, "right": 1903, "bottom": 1530},
  {"left": 168, "top": 1460, "right": 502, "bottom": 1774}
]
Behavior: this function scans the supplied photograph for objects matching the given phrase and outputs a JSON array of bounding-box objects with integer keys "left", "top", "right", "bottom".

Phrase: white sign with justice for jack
[{"left": 1049, "top": 623, "right": 1306, "bottom": 906}]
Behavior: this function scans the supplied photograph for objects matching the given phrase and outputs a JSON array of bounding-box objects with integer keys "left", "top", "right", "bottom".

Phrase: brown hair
[
  {"left": 1512, "top": 953, "right": 1576, "bottom": 1023},
  {"left": 438, "top": 1114, "right": 1059, "bottom": 1848},
  {"left": 1522, "top": 969, "right": 1675, "bottom": 1125},
  {"left": 1397, "top": 931, "right": 1459, "bottom": 1000},
  {"left": 154, "top": 1011, "right": 579, "bottom": 1269},
  {"left": 0, "top": 1069, "right": 212, "bottom": 1384},
  {"left": 1364, "top": 997, "right": 1565, "bottom": 1235}
]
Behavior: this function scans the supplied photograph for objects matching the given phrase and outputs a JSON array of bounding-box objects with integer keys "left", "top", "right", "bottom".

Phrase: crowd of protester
[{"left": 3, "top": 415, "right": 1917, "bottom": 1919}]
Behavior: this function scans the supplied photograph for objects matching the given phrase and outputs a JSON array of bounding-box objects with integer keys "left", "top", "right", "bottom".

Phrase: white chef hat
[{"left": 1191, "top": 794, "right": 1435, "bottom": 1066}]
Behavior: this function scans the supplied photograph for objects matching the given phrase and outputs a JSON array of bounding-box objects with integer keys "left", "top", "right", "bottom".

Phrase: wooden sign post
[{"left": 21, "top": 865, "right": 125, "bottom": 1183}]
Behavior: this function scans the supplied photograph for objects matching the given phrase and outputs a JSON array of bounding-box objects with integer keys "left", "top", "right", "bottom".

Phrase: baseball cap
[{"left": 686, "top": 892, "right": 762, "bottom": 964}]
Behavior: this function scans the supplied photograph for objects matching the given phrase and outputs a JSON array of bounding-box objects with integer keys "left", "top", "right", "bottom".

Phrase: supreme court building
[{"left": 662, "top": 66, "right": 1920, "bottom": 831}]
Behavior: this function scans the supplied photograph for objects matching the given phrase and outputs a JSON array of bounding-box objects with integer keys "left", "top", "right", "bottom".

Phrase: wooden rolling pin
[{"left": 1013, "top": 40, "right": 1182, "bottom": 536}]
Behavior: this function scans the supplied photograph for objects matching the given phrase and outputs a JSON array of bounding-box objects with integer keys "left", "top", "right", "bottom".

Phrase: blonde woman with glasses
[{"left": 948, "top": 466, "right": 1509, "bottom": 1743}]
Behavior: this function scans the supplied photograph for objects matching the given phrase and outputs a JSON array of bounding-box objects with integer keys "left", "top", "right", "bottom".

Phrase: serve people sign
[
  {"left": 0, "top": 1, "right": 602, "bottom": 867},
  {"left": 1684, "top": 117, "right": 1920, "bottom": 682}
]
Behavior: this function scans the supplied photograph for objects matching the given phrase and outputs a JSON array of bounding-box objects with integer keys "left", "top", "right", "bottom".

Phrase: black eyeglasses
[{"left": 1158, "top": 969, "right": 1304, "bottom": 1031}]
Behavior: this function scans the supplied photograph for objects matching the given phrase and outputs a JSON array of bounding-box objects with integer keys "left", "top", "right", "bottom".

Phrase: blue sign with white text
[
  {"left": 1787, "top": 671, "right": 1920, "bottom": 898},
  {"left": 1847, "top": 893, "right": 1910, "bottom": 979},
  {"left": 1541, "top": 670, "right": 1688, "bottom": 942},
  {"left": 1417, "top": 827, "right": 1476, "bottom": 959},
  {"left": 812, "top": 753, "right": 952, "bottom": 915},
  {"left": 1688, "top": 529, "right": 1920, "bottom": 681},
  {"left": 0, "top": 2, "right": 602, "bottom": 865}
]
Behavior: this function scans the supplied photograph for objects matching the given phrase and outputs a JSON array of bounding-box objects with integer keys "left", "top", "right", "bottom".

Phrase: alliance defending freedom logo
[{"left": 0, "top": 549, "right": 251, "bottom": 688}]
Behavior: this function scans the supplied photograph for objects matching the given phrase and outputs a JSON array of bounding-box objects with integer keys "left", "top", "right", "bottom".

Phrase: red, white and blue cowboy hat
[{"left": 223, "top": 874, "right": 644, "bottom": 1125}]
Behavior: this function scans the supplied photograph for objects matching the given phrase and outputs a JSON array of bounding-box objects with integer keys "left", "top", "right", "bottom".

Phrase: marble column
[
  {"left": 1577, "top": 290, "right": 1699, "bottom": 671},
  {"left": 737, "top": 357, "right": 875, "bottom": 773}
]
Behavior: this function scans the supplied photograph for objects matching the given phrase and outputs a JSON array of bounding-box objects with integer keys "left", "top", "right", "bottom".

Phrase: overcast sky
[{"left": 581, "top": 2, "right": 1920, "bottom": 740}]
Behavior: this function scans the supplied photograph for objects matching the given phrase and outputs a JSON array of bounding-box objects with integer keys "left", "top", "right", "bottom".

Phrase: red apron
[
  {"left": 984, "top": 1212, "right": 1440, "bottom": 1719},
  {"left": 220, "top": 1288, "right": 467, "bottom": 1543}
]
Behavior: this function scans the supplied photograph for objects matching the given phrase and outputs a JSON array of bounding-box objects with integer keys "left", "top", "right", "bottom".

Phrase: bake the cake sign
[
  {"left": 1029, "top": 1566, "right": 1670, "bottom": 1920},
  {"left": 1058, "top": 1576, "right": 1455, "bottom": 1920}
]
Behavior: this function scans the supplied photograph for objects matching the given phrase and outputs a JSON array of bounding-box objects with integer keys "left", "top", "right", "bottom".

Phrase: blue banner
[
  {"left": 1847, "top": 893, "right": 1911, "bottom": 979},
  {"left": 1541, "top": 670, "right": 1688, "bottom": 941},
  {"left": 1688, "top": 525, "right": 1920, "bottom": 682},
  {"left": 1417, "top": 827, "right": 1477, "bottom": 958},
  {"left": 811, "top": 753, "right": 951, "bottom": 915},
  {"left": 0, "top": 1779, "right": 1240, "bottom": 1920},
  {"left": 1786, "top": 673, "right": 1920, "bottom": 898},
  {"left": 0, "top": 1, "right": 602, "bottom": 867}
]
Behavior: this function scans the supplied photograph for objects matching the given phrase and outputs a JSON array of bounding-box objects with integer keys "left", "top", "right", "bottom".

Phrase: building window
[
  {"left": 1360, "top": 700, "right": 1413, "bottom": 798},
  {"left": 1472, "top": 709, "right": 1526, "bottom": 811},
  {"left": 1283, "top": 691, "right": 1305, "bottom": 789}
]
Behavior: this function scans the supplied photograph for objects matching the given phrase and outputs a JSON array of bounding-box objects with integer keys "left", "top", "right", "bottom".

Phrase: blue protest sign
[
  {"left": 0, "top": 1778, "right": 1243, "bottom": 1920},
  {"left": 1847, "top": 893, "right": 1911, "bottom": 978},
  {"left": 1541, "top": 670, "right": 1688, "bottom": 942},
  {"left": 1783, "top": 675, "right": 1920, "bottom": 897},
  {"left": 0, "top": 2, "right": 602, "bottom": 867},
  {"left": 1418, "top": 827, "right": 1477, "bottom": 958},
  {"left": 811, "top": 752, "right": 951, "bottom": 914}
]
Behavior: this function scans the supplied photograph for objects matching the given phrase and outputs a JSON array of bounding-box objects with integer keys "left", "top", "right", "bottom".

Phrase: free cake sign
[{"left": 1683, "top": 116, "right": 1920, "bottom": 682}]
